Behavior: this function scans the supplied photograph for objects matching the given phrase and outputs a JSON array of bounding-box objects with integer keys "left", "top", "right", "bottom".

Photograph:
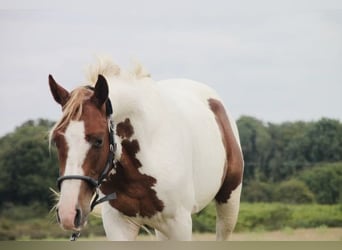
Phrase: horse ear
[
  {"left": 48, "top": 75, "right": 70, "bottom": 107},
  {"left": 91, "top": 74, "right": 109, "bottom": 108}
]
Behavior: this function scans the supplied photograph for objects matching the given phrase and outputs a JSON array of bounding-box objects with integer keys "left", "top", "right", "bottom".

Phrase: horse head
[{"left": 49, "top": 74, "right": 115, "bottom": 232}]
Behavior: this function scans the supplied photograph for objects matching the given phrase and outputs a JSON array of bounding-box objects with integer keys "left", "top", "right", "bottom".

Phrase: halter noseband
[{"left": 56, "top": 86, "right": 117, "bottom": 211}]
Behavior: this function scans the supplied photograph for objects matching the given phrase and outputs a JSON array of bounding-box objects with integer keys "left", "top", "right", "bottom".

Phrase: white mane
[{"left": 86, "top": 56, "right": 151, "bottom": 84}]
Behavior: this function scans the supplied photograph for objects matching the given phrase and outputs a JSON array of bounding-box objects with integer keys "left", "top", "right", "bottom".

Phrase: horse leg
[
  {"left": 156, "top": 208, "right": 192, "bottom": 240},
  {"left": 102, "top": 205, "right": 140, "bottom": 241},
  {"left": 215, "top": 184, "right": 242, "bottom": 240},
  {"left": 155, "top": 229, "right": 168, "bottom": 240}
]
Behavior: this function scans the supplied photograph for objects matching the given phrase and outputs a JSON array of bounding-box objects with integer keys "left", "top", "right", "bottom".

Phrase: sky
[{"left": 1, "top": 1, "right": 342, "bottom": 136}]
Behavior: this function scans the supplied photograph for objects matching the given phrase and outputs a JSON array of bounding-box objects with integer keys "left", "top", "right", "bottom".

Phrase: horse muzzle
[{"left": 56, "top": 206, "right": 87, "bottom": 231}]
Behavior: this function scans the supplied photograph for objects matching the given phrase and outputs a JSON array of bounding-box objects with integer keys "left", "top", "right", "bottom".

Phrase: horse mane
[{"left": 86, "top": 56, "right": 151, "bottom": 84}]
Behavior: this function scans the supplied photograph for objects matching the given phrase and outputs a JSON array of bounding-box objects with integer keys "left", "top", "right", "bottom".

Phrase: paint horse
[{"left": 49, "top": 58, "right": 244, "bottom": 240}]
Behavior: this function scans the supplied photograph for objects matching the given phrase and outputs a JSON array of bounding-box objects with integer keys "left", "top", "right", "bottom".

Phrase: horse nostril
[
  {"left": 74, "top": 208, "right": 82, "bottom": 228},
  {"left": 56, "top": 208, "right": 61, "bottom": 224}
]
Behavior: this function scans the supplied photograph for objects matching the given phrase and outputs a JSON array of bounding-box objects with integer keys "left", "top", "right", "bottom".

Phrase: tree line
[
  {"left": 0, "top": 117, "right": 341, "bottom": 210},
  {"left": 238, "top": 116, "right": 342, "bottom": 204}
]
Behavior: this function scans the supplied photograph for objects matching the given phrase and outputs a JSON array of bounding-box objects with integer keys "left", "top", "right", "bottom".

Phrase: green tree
[
  {"left": 237, "top": 116, "right": 272, "bottom": 182},
  {"left": 0, "top": 119, "right": 58, "bottom": 208},
  {"left": 299, "top": 162, "right": 342, "bottom": 204},
  {"left": 241, "top": 180, "right": 274, "bottom": 202},
  {"left": 305, "top": 118, "right": 342, "bottom": 163},
  {"left": 267, "top": 121, "right": 312, "bottom": 181},
  {"left": 238, "top": 117, "right": 342, "bottom": 204},
  {"left": 273, "top": 179, "right": 315, "bottom": 204}
]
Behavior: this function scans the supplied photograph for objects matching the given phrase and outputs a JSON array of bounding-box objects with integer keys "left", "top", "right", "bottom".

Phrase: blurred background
[{"left": 0, "top": 0, "right": 341, "bottom": 240}]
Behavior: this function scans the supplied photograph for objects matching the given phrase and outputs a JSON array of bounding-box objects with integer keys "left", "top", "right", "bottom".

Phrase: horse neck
[{"left": 109, "top": 79, "right": 161, "bottom": 136}]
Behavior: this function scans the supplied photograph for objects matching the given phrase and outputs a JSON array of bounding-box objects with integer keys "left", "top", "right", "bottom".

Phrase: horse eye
[{"left": 93, "top": 138, "right": 103, "bottom": 148}]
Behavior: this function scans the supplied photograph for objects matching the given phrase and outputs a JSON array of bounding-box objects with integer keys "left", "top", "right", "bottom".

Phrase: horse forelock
[{"left": 49, "top": 88, "right": 92, "bottom": 144}]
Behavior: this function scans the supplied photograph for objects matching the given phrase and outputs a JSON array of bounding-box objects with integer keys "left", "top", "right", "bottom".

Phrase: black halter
[{"left": 56, "top": 86, "right": 117, "bottom": 211}]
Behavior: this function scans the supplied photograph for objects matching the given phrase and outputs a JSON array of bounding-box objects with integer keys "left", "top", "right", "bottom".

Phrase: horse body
[
  {"left": 155, "top": 79, "right": 228, "bottom": 209},
  {"left": 49, "top": 58, "right": 243, "bottom": 240}
]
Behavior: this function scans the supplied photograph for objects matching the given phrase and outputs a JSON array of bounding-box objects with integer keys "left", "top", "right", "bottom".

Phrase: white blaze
[
  {"left": 63, "top": 120, "right": 90, "bottom": 176},
  {"left": 57, "top": 120, "right": 90, "bottom": 229}
]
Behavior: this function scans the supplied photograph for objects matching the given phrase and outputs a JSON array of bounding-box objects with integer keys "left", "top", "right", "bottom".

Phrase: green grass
[
  {"left": 1, "top": 202, "right": 342, "bottom": 240},
  {"left": 192, "top": 202, "right": 342, "bottom": 233}
]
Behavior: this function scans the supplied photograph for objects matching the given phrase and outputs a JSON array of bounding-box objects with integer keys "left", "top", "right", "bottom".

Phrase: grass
[
  {"left": 65, "top": 228, "right": 342, "bottom": 241},
  {"left": 1, "top": 202, "right": 342, "bottom": 240},
  {"left": 191, "top": 202, "right": 342, "bottom": 233},
  {"left": 230, "top": 227, "right": 342, "bottom": 241}
]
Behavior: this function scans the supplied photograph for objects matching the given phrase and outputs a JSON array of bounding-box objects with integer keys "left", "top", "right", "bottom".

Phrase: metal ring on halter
[
  {"left": 109, "top": 117, "right": 115, "bottom": 131},
  {"left": 70, "top": 231, "right": 81, "bottom": 241}
]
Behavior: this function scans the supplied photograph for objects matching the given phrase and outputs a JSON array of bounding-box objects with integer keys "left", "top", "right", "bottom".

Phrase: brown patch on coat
[
  {"left": 208, "top": 98, "right": 244, "bottom": 203},
  {"left": 100, "top": 118, "right": 164, "bottom": 217},
  {"left": 116, "top": 118, "right": 134, "bottom": 139}
]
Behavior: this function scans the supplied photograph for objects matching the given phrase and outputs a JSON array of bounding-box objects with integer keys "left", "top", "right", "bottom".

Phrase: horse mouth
[{"left": 74, "top": 208, "right": 82, "bottom": 229}]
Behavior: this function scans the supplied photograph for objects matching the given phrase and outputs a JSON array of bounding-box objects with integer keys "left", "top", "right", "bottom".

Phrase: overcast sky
[{"left": 1, "top": 1, "right": 342, "bottom": 136}]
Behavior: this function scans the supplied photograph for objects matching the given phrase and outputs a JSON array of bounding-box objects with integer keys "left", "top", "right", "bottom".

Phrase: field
[
  {"left": 194, "top": 228, "right": 342, "bottom": 241},
  {"left": 78, "top": 228, "right": 342, "bottom": 241},
  {"left": 1, "top": 203, "right": 342, "bottom": 240}
]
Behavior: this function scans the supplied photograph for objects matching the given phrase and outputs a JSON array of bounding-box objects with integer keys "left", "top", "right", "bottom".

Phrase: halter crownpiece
[{"left": 56, "top": 85, "right": 117, "bottom": 211}]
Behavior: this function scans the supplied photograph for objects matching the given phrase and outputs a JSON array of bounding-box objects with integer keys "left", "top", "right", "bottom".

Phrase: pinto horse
[{"left": 49, "top": 58, "right": 244, "bottom": 240}]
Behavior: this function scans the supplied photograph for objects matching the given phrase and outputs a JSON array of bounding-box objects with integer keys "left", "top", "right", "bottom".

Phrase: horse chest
[
  {"left": 100, "top": 161, "right": 164, "bottom": 217},
  {"left": 100, "top": 118, "right": 164, "bottom": 217}
]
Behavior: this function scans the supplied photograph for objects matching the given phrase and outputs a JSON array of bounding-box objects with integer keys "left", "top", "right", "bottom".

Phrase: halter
[{"left": 56, "top": 86, "right": 117, "bottom": 212}]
